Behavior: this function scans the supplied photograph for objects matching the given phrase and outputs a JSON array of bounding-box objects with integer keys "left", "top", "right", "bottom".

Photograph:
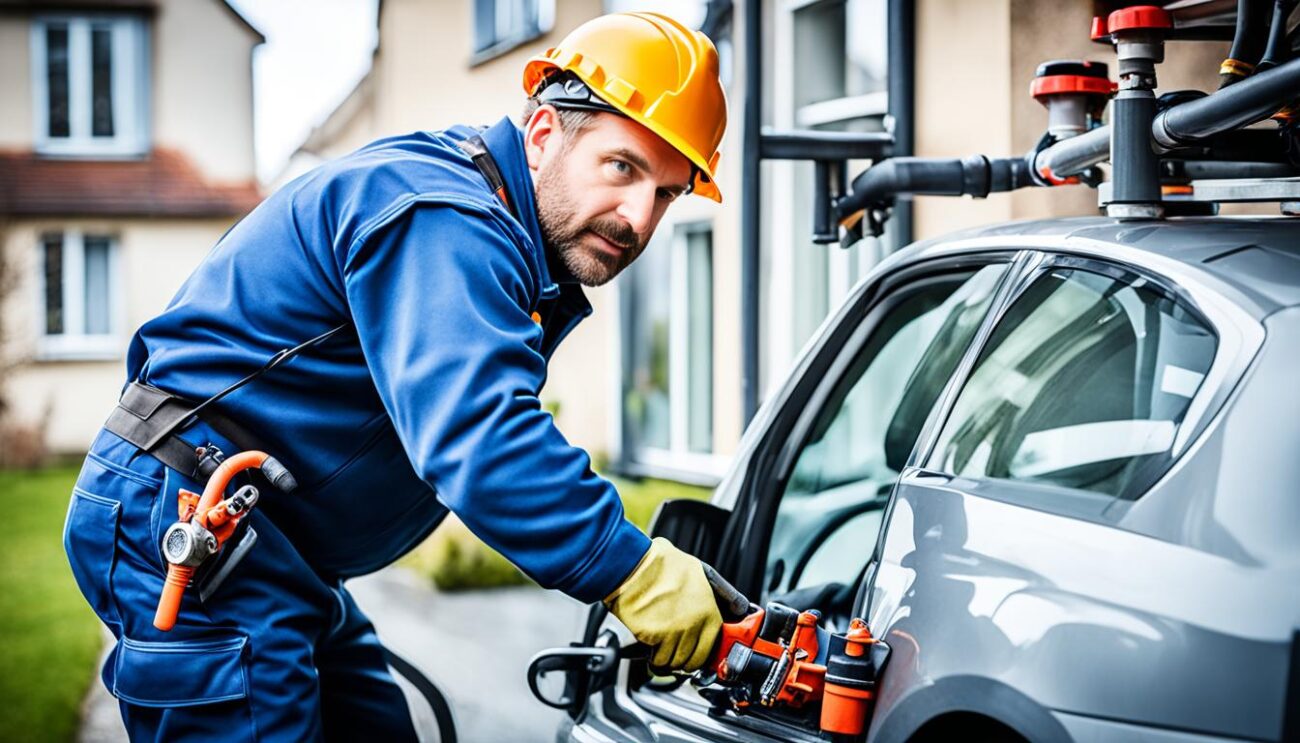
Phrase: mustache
[{"left": 585, "top": 218, "right": 639, "bottom": 251}]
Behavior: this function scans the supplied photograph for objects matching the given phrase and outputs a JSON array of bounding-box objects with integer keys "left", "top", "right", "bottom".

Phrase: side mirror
[{"left": 648, "top": 499, "right": 730, "bottom": 565}]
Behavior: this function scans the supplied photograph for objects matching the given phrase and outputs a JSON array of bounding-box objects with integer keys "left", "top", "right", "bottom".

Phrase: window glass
[
  {"left": 90, "top": 24, "right": 114, "bottom": 137},
  {"left": 474, "top": 0, "right": 550, "bottom": 54},
  {"left": 45, "top": 24, "right": 70, "bottom": 138},
  {"left": 763, "top": 265, "right": 1004, "bottom": 599},
  {"left": 792, "top": 0, "right": 887, "bottom": 110},
  {"left": 928, "top": 267, "right": 1218, "bottom": 500},
  {"left": 622, "top": 224, "right": 715, "bottom": 462},
  {"left": 623, "top": 235, "right": 672, "bottom": 452},
  {"left": 83, "top": 236, "right": 111, "bottom": 335},
  {"left": 41, "top": 233, "right": 64, "bottom": 335},
  {"left": 686, "top": 229, "right": 713, "bottom": 454}
]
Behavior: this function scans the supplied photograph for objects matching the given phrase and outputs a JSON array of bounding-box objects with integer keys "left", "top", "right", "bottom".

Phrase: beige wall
[
  {"left": 2, "top": 218, "right": 231, "bottom": 452},
  {"left": 153, "top": 0, "right": 259, "bottom": 182},
  {"left": 0, "top": 16, "right": 33, "bottom": 148}
]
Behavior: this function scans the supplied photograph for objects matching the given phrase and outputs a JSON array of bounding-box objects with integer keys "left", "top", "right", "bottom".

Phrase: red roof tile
[{"left": 0, "top": 148, "right": 263, "bottom": 218}]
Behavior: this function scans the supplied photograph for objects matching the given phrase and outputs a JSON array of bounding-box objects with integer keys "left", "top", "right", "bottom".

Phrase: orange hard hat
[{"left": 523, "top": 12, "right": 728, "bottom": 202}]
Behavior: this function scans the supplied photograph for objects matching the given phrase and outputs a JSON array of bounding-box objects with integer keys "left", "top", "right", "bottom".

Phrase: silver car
[{"left": 532, "top": 216, "right": 1300, "bottom": 742}]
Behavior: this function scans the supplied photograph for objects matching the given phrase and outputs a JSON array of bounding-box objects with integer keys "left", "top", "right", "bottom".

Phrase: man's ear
[{"left": 523, "top": 104, "right": 562, "bottom": 171}]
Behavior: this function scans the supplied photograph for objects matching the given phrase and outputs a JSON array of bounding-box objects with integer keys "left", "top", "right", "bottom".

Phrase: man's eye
[
  {"left": 608, "top": 159, "right": 633, "bottom": 177},
  {"left": 656, "top": 188, "right": 680, "bottom": 202}
]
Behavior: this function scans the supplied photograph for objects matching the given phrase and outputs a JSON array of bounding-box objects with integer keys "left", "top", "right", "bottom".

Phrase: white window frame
[
  {"left": 470, "top": 0, "right": 555, "bottom": 65},
  {"left": 623, "top": 222, "right": 729, "bottom": 481},
  {"left": 30, "top": 14, "right": 149, "bottom": 157},
  {"left": 35, "top": 229, "right": 124, "bottom": 360},
  {"left": 766, "top": 0, "right": 891, "bottom": 397}
]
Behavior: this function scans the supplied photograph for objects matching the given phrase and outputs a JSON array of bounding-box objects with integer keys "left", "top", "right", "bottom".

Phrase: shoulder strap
[{"left": 457, "top": 133, "right": 517, "bottom": 218}]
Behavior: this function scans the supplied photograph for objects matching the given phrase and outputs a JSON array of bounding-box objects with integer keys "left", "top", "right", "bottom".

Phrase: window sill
[
  {"left": 619, "top": 449, "right": 729, "bottom": 487},
  {"left": 35, "top": 336, "right": 123, "bottom": 362},
  {"left": 469, "top": 29, "right": 546, "bottom": 68},
  {"left": 36, "top": 139, "right": 149, "bottom": 160}
]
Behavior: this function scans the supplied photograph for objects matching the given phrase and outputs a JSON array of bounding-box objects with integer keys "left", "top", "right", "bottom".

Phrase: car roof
[{"left": 910, "top": 216, "right": 1300, "bottom": 312}]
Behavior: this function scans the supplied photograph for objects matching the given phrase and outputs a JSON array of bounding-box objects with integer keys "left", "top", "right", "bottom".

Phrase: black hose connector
[
  {"left": 836, "top": 156, "right": 1036, "bottom": 237},
  {"left": 1155, "top": 55, "right": 1300, "bottom": 148},
  {"left": 1257, "top": 0, "right": 1299, "bottom": 72},
  {"left": 260, "top": 456, "right": 298, "bottom": 493},
  {"left": 1221, "top": 0, "right": 1270, "bottom": 88}
]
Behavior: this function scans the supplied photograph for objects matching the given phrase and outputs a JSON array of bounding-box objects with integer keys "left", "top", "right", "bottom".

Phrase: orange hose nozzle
[{"left": 154, "top": 564, "right": 195, "bottom": 631}]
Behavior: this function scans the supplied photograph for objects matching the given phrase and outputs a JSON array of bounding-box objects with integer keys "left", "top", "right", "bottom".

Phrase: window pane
[
  {"left": 793, "top": 0, "right": 888, "bottom": 109},
  {"left": 474, "top": 0, "right": 491, "bottom": 50},
  {"left": 46, "top": 24, "right": 70, "bottom": 138},
  {"left": 686, "top": 230, "right": 713, "bottom": 454},
  {"left": 91, "top": 25, "right": 114, "bottom": 137},
  {"left": 623, "top": 236, "right": 672, "bottom": 453},
  {"left": 84, "top": 236, "right": 112, "bottom": 335},
  {"left": 763, "top": 265, "right": 1004, "bottom": 599},
  {"left": 929, "top": 268, "right": 1218, "bottom": 500},
  {"left": 42, "top": 233, "right": 65, "bottom": 335}
]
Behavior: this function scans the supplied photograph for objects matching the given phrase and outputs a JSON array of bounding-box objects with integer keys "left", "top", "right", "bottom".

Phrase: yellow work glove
[{"left": 603, "top": 537, "right": 723, "bottom": 672}]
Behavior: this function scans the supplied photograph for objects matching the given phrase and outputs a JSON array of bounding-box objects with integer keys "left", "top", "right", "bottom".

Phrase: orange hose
[
  {"left": 154, "top": 564, "right": 195, "bottom": 631},
  {"left": 153, "top": 450, "right": 270, "bottom": 632},
  {"left": 195, "top": 451, "right": 268, "bottom": 530}
]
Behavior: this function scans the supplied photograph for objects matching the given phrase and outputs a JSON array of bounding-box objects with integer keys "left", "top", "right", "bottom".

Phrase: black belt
[{"left": 105, "top": 381, "right": 269, "bottom": 480}]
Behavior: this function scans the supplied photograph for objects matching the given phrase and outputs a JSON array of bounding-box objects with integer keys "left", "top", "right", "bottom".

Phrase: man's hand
[{"left": 603, "top": 537, "right": 723, "bottom": 671}]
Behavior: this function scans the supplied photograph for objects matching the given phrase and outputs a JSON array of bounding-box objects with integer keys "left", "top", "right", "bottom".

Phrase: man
[{"left": 63, "top": 12, "right": 727, "bottom": 740}]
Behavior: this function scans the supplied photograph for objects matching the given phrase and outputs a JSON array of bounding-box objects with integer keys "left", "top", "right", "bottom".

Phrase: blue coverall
[{"left": 63, "top": 117, "right": 651, "bottom": 740}]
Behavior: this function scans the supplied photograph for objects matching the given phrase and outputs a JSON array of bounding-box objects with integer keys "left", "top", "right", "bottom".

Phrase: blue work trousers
[{"left": 63, "top": 425, "right": 418, "bottom": 741}]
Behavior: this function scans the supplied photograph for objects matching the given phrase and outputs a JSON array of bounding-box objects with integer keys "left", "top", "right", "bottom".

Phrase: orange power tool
[
  {"left": 699, "top": 567, "right": 890, "bottom": 738},
  {"left": 153, "top": 450, "right": 296, "bottom": 631}
]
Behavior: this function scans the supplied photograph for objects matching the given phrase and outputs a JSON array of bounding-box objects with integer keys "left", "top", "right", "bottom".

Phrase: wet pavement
[{"left": 78, "top": 566, "right": 589, "bottom": 743}]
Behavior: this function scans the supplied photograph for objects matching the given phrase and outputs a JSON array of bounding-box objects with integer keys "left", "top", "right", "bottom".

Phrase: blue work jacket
[{"left": 125, "top": 117, "right": 650, "bottom": 603}]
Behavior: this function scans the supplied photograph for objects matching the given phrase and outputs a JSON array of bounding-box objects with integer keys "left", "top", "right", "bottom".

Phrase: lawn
[
  {"left": 0, "top": 466, "right": 103, "bottom": 743},
  {"left": 404, "top": 475, "right": 713, "bottom": 591}
]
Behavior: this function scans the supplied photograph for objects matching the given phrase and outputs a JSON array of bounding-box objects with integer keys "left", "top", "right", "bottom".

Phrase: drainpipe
[
  {"left": 741, "top": 0, "right": 762, "bottom": 426},
  {"left": 887, "top": 0, "right": 915, "bottom": 249}
]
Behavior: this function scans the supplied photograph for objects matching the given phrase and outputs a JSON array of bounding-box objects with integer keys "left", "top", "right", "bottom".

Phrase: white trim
[
  {"left": 795, "top": 92, "right": 889, "bottom": 128},
  {"left": 668, "top": 230, "right": 690, "bottom": 453},
  {"left": 31, "top": 14, "right": 148, "bottom": 158},
  {"left": 34, "top": 229, "right": 123, "bottom": 361}
]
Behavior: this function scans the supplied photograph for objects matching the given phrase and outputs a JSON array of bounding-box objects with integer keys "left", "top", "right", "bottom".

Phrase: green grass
[
  {"left": 0, "top": 467, "right": 103, "bottom": 742},
  {"left": 403, "top": 475, "right": 712, "bottom": 591}
]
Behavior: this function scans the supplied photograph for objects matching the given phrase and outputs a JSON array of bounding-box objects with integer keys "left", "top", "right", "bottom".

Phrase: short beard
[{"left": 535, "top": 158, "right": 643, "bottom": 287}]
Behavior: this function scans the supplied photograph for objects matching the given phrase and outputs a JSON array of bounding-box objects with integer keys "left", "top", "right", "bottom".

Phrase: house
[
  {"left": 252, "top": 1, "right": 1236, "bottom": 486},
  {"left": 0, "top": 0, "right": 262, "bottom": 456}
]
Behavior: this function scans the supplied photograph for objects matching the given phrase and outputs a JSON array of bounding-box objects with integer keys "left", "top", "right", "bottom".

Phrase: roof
[
  {"left": 0, "top": 148, "right": 262, "bottom": 218},
  {"left": 909, "top": 216, "right": 1300, "bottom": 312}
]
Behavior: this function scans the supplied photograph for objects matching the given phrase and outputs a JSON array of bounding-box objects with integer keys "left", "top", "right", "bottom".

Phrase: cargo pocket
[
  {"left": 110, "top": 634, "right": 250, "bottom": 707},
  {"left": 63, "top": 488, "right": 123, "bottom": 628}
]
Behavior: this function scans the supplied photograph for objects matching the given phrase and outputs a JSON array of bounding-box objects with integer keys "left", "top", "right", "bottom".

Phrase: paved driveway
[{"left": 79, "top": 567, "right": 590, "bottom": 743}]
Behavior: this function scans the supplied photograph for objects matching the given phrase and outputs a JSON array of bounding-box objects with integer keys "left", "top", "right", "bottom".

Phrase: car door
[
  {"left": 541, "top": 250, "right": 1024, "bottom": 743},
  {"left": 865, "top": 249, "right": 1282, "bottom": 742}
]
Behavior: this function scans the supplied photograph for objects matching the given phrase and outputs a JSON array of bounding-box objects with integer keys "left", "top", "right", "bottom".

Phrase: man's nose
[{"left": 615, "top": 188, "right": 656, "bottom": 238}]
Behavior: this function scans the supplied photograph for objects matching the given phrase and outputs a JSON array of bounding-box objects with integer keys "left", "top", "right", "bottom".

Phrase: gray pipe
[
  {"left": 1033, "top": 125, "right": 1111, "bottom": 179},
  {"left": 1154, "top": 55, "right": 1300, "bottom": 148}
]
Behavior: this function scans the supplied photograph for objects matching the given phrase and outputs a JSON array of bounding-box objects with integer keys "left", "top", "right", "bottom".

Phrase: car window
[
  {"left": 927, "top": 266, "right": 1217, "bottom": 501},
  {"left": 763, "top": 265, "right": 1005, "bottom": 599}
]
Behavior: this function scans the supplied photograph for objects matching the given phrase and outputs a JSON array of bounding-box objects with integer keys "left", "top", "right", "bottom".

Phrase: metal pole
[
  {"left": 887, "top": 0, "right": 915, "bottom": 248},
  {"left": 741, "top": 0, "right": 762, "bottom": 426}
]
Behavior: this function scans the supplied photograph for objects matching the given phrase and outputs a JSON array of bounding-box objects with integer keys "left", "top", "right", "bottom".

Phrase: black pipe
[
  {"left": 759, "top": 130, "right": 893, "bottom": 160},
  {"left": 740, "top": 0, "right": 761, "bottom": 425},
  {"left": 1154, "top": 55, "right": 1300, "bottom": 147},
  {"left": 1222, "top": 0, "right": 1270, "bottom": 87},
  {"left": 887, "top": 0, "right": 916, "bottom": 248},
  {"left": 836, "top": 156, "right": 1036, "bottom": 233},
  {"left": 1258, "top": 0, "right": 1299, "bottom": 71}
]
